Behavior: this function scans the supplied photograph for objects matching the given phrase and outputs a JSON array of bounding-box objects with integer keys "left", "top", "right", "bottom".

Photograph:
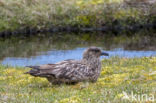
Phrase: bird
[{"left": 25, "top": 47, "right": 109, "bottom": 84}]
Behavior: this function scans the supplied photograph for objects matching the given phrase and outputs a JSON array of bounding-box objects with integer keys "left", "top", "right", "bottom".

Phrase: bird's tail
[
  {"left": 25, "top": 66, "right": 55, "bottom": 78},
  {"left": 24, "top": 66, "right": 41, "bottom": 77},
  {"left": 25, "top": 66, "right": 52, "bottom": 78}
]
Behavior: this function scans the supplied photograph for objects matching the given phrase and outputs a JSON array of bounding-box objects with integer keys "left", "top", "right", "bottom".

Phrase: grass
[
  {"left": 0, "top": 0, "right": 155, "bottom": 33},
  {"left": 0, "top": 57, "right": 156, "bottom": 103}
]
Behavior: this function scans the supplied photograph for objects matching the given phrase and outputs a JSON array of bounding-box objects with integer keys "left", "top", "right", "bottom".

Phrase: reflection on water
[
  {"left": 0, "top": 30, "right": 156, "bottom": 67},
  {"left": 1, "top": 48, "right": 156, "bottom": 67}
]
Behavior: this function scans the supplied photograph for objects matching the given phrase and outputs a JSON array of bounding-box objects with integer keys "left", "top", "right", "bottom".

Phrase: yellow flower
[
  {"left": 57, "top": 96, "right": 81, "bottom": 103},
  {"left": 76, "top": 1, "right": 83, "bottom": 5},
  {"left": 0, "top": 76, "right": 6, "bottom": 80},
  {"left": 4, "top": 69, "right": 17, "bottom": 75},
  {"left": 101, "top": 71, "right": 107, "bottom": 75},
  {"left": 97, "top": 0, "right": 104, "bottom": 4},
  {"left": 116, "top": 93, "right": 125, "bottom": 99}
]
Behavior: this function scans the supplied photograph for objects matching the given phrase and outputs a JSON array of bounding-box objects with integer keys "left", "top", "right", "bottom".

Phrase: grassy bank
[
  {"left": 0, "top": 57, "right": 156, "bottom": 103},
  {"left": 0, "top": 0, "right": 156, "bottom": 36}
]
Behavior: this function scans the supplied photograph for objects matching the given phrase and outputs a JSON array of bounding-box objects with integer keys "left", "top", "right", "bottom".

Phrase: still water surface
[{"left": 0, "top": 32, "right": 156, "bottom": 67}]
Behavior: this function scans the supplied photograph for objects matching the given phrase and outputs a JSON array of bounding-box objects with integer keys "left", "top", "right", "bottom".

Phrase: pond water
[{"left": 0, "top": 31, "right": 156, "bottom": 67}]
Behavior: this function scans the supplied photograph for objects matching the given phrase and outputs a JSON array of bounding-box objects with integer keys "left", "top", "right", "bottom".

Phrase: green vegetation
[
  {"left": 0, "top": 0, "right": 155, "bottom": 33},
  {"left": 0, "top": 57, "right": 156, "bottom": 103}
]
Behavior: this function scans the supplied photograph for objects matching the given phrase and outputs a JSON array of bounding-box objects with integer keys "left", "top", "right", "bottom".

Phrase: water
[
  {"left": 0, "top": 31, "right": 156, "bottom": 67},
  {"left": 1, "top": 48, "right": 156, "bottom": 67}
]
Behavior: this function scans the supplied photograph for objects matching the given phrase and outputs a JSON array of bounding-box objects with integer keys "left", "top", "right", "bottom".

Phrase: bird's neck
[{"left": 83, "top": 56, "right": 100, "bottom": 65}]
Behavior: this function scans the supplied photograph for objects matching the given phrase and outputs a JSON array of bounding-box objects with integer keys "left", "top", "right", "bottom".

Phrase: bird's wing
[
  {"left": 25, "top": 59, "right": 86, "bottom": 78},
  {"left": 51, "top": 60, "right": 88, "bottom": 81}
]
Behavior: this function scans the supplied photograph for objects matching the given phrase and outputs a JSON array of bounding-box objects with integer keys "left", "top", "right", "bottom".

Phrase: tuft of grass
[{"left": 0, "top": 57, "right": 156, "bottom": 103}]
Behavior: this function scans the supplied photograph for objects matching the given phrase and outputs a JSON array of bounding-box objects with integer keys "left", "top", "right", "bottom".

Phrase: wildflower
[
  {"left": 57, "top": 96, "right": 81, "bottom": 103},
  {"left": 76, "top": 0, "right": 83, "bottom": 5},
  {"left": 0, "top": 76, "right": 6, "bottom": 80},
  {"left": 4, "top": 69, "right": 17, "bottom": 75},
  {"left": 115, "top": 93, "right": 125, "bottom": 99}
]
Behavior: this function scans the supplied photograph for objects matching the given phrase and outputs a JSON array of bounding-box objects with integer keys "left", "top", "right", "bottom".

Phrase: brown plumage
[{"left": 25, "top": 47, "right": 109, "bottom": 84}]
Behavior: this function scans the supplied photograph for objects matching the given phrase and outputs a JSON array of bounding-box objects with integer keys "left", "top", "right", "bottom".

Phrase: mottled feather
[{"left": 25, "top": 47, "right": 109, "bottom": 84}]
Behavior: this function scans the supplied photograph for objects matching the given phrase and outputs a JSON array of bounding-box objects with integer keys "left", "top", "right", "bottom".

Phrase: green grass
[
  {"left": 0, "top": 0, "right": 155, "bottom": 33},
  {"left": 0, "top": 57, "right": 156, "bottom": 103}
]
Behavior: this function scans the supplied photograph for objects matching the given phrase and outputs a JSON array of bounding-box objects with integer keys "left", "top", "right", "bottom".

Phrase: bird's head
[{"left": 83, "top": 47, "right": 109, "bottom": 59}]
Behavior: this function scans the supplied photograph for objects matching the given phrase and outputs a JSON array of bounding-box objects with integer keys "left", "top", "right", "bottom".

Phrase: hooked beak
[{"left": 101, "top": 52, "right": 109, "bottom": 56}]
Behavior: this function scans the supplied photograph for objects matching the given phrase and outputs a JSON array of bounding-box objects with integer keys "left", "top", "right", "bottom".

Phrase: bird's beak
[{"left": 101, "top": 52, "right": 109, "bottom": 56}]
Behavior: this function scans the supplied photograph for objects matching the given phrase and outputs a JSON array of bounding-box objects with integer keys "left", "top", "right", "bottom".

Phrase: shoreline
[
  {"left": 0, "top": 22, "right": 155, "bottom": 38},
  {"left": 1, "top": 0, "right": 156, "bottom": 38}
]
